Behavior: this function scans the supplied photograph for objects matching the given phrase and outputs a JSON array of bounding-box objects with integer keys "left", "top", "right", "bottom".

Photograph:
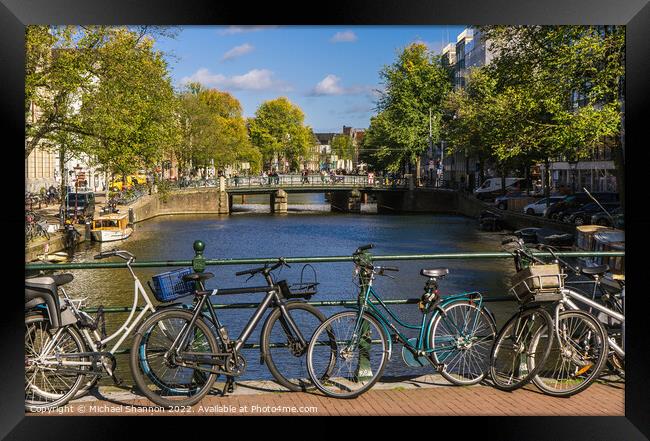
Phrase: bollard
[{"left": 192, "top": 240, "right": 206, "bottom": 273}]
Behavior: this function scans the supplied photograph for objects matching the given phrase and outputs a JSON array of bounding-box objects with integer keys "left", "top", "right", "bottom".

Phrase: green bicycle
[{"left": 306, "top": 244, "right": 497, "bottom": 398}]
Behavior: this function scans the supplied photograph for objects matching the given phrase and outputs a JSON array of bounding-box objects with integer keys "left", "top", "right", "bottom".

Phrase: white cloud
[
  {"left": 330, "top": 30, "right": 358, "bottom": 43},
  {"left": 181, "top": 68, "right": 290, "bottom": 91},
  {"left": 218, "top": 25, "right": 278, "bottom": 35},
  {"left": 221, "top": 43, "right": 254, "bottom": 61},
  {"left": 313, "top": 74, "right": 345, "bottom": 95},
  {"left": 412, "top": 39, "right": 447, "bottom": 54},
  {"left": 311, "top": 74, "right": 371, "bottom": 96}
]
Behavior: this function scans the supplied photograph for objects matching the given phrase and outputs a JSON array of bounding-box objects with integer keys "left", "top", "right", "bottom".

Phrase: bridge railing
[
  {"left": 25, "top": 243, "right": 625, "bottom": 354},
  {"left": 163, "top": 174, "right": 414, "bottom": 189}
]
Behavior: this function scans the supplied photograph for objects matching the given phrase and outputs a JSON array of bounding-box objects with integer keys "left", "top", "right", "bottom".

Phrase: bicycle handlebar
[
  {"left": 379, "top": 266, "right": 399, "bottom": 272},
  {"left": 235, "top": 258, "right": 290, "bottom": 277},
  {"left": 355, "top": 244, "right": 374, "bottom": 253}
]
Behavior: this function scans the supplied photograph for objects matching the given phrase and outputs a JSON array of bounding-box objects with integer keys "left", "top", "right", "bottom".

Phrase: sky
[{"left": 153, "top": 25, "right": 467, "bottom": 133}]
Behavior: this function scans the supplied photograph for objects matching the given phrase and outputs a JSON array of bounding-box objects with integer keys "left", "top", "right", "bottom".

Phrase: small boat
[
  {"left": 36, "top": 251, "right": 70, "bottom": 263},
  {"left": 90, "top": 213, "right": 133, "bottom": 242}
]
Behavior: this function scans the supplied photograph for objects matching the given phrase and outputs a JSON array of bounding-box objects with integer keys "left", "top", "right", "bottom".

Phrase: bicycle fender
[{"left": 347, "top": 305, "right": 393, "bottom": 361}]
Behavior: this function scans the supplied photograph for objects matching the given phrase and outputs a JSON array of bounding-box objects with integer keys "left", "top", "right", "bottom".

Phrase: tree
[
  {"left": 78, "top": 28, "right": 181, "bottom": 180},
  {"left": 177, "top": 83, "right": 260, "bottom": 176},
  {"left": 478, "top": 26, "right": 625, "bottom": 203},
  {"left": 248, "top": 97, "right": 314, "bottom": 172},
  {"left": 25, "top": 26, "right": 112, "bottom": 159},
  {"left": 330, "top": 134, "right": 354, "bottom": 161},
  {"left": 364, "top": 43, "right": 453, "bottom": 176}
]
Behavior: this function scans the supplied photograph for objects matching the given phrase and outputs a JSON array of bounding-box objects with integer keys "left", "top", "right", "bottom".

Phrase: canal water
[{"left": 61, "top": 193, "right": 520, "bottom": 385}]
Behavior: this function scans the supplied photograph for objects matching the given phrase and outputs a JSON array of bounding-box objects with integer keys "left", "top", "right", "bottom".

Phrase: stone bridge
[{"left": 161, "top": 175, "right": 457, "bottom": 214}]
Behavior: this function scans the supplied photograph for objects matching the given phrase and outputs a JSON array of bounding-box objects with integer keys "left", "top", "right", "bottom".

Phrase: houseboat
[{"left": 90, "top": 213, "right": 133, "bottom": 242}]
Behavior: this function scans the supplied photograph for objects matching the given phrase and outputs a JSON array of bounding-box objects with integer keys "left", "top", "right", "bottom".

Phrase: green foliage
[
  {"left": 363, "top": 43, "right": 453, "bottom": 172},
  {"left": 177, "top": 83, "right": 260, "bottom": 174},
  {"left": 78, "top": 28, "right": 180, "bottom": 177},
  {"left": 331, "top": 134, "right": 354, "bottom": 160},
  {"left": 474, "top": 25, "right": 624, "bottom": 163},
  {"left": 248, "top": 97, "right": 314, "bottom": 171}
]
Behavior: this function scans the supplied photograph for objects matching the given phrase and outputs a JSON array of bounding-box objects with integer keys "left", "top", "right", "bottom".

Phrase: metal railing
[
  {"left": 163, "top": 174, "right": 421, "bottom": 190},
  {"left": 25, "top": 242, "right": 625, "bottom": 354}
]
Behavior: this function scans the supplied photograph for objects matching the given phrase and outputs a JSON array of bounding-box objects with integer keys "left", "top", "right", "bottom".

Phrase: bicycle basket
[
  {"left": 509, "top": 263, "right": 564, "bottom": 303},
  {"left": 279, "top": 264, "right": 319, "bottom": 299},
  {"left": 151, "top": 268, "right": 195, "bottom": 303}
]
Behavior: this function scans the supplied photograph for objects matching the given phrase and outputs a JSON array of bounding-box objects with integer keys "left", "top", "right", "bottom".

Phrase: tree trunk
[
  {"left": 544, "top": 158, "right": 551, "bottom": 206},
  {"left": 500, "top": 166, "right": 507, "bottom": 196},
  {"left": 59, "top": 146, "right": 67, "bottom": 226},
  {"left": 415, "top": 157, "right": 421, "bottom": 187}
]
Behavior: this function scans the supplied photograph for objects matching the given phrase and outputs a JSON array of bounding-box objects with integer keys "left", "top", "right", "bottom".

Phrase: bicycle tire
[
  {"left": 429, "top": 301, "right": 497, "bottom": 385},
  {"left": 260, "top": 301, "right": 330, "bottom": 391},
  {"left": 490, "top": 307, "right": 554, "bottom": 391},
  {"left": 530, "top": 310, "right": 608, "bottom": 397},
  {"left": 130, "top": 309, "right": 220, "bottom": 408},
  {"left": 307, "top": 311, "right": 388, "bottom": 399},
  {"left": 25, "top": 313, "right": 88, "bottom": 412}
]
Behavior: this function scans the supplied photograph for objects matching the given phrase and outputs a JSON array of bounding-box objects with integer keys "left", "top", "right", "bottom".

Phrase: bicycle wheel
[
  {"left": 25, "top": 313, "right": 88, "bottom": 412},
  {"left": 307, "top": 311, "right": 388, "bottom": 399},
  {"left": 429, "top": 301, "right": 497, "bottom": 385},
  {"left": 130, "top": 309, "right": 220, "bottom": 407},
  {"left": 260, "top": 301, "right": 330, "bottom": 391},
  {"left": 530, "top": 310, "right": 608, "bottom": 397},
  {"left": 490, "top": 307, "right": 554, "bottom": 391}
]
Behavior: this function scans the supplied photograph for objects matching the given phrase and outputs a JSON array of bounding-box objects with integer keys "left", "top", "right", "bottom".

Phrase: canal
[{"left": 61, "top": 193, "right": 520, "bottom": 384}]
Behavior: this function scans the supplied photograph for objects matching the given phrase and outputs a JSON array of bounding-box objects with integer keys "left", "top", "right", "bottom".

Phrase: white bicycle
[{"left": 25, "top": 250, "right": 159, "bottom": 411}]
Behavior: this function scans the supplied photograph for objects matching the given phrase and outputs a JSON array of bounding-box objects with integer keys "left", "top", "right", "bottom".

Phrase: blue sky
[{"left": 154, "top": 25, "right": 467, "bottom": 133}]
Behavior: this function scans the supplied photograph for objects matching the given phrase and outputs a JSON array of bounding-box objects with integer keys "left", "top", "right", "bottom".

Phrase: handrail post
[{"left": 192, "top": 240, "right": 206, "bottom": 273}]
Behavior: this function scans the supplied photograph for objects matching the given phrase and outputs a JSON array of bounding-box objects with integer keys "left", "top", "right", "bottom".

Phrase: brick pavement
[{"left": 30, "top": 377, "right": 624, "bottom": 416}]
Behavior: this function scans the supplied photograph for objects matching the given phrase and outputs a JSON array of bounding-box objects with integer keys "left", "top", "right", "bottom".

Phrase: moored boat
[{"left": 90, "top": 213, "right": 133, "bottom": 242}]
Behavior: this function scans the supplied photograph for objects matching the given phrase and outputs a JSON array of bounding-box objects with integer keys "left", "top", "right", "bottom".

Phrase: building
[
  {"left": 314, "top": 133, "right": 335, "bottom": 171},
  {"left": 439, "top": 26, "right": 619, "bottom": 194}
]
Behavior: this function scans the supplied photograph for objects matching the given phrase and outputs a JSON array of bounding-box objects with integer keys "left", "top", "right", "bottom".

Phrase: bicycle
[
  {"left": 489, "top": 238, "right": 610, "bottom": 397},
  {"left": 24, "top": 250, "right": 159, "bottom": 412},
  {"left": 545, "top": 251, "right": 625, "bottom": 378},
  {"left": 130, "top": 258, "right": 332, "bottom": 407},
  {"left": 306, "top": 244, "right": 497, "bottom": 399}
]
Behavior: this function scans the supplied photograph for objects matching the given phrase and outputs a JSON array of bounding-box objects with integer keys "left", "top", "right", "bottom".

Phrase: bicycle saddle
[
  {"left": 580, "top": 264, "right": 609, "bottom": 276},
  {"left": 420, "top": 268, "right": 449, "bottom": 278},
  {"left": 182, "top": 272, "right": 214, "bottom": 282}
]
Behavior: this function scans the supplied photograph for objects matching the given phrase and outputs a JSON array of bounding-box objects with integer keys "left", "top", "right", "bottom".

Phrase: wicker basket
[{"left": 510, "top": 263, "right": 564, "bottom": 303}]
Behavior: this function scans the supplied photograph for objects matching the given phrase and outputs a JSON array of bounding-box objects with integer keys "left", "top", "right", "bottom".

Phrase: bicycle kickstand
[{"left": 222, "top": 376, "right": 236, "bottom": 395}]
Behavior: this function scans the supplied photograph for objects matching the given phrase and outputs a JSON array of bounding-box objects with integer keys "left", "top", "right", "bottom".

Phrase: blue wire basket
[{"left": 150, "top": 268, "right": 195, "bottom": 303}]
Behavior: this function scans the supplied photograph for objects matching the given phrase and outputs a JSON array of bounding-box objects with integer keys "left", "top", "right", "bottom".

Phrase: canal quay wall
[
  {"left": 25, "top": 225, "right": 87, "bottom": 263},
  {"left": 130, "top": 188, "right": 229, "bottom": 223},
  {"left": 131, "top": 187, "right": 576, "bottom": 234}
]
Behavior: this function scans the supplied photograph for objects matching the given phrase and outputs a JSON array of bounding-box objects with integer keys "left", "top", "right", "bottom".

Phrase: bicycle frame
[
  {"left": 40, "top": 260, "right": 159, "bottom": 376},
  {"left": 170, "top": 285, "right": 310, "bottom": 374},
  {"left": 352, "top": 278, "right": 486, "bottom": 362},
  {"left": 560, "top": 287, "right": 625, "bottom": 359}
]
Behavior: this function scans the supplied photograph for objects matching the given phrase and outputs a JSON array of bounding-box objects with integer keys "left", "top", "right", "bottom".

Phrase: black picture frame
[{"left": 3, "top": 0, "right": 649, "bottom": 438}]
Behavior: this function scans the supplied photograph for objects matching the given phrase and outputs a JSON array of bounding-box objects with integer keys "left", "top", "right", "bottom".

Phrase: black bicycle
[{"left": 130, "top": 258, "right": 333, "bottom": 407}]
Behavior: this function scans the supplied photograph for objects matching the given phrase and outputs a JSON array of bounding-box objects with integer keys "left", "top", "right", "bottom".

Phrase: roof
[{"left": 94, "top": 213, "right": 128, "bottom": 220}]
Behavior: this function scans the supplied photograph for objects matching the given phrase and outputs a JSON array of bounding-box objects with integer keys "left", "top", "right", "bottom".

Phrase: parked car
[
  {"left": 62, "top": 191, "right": 96, "bottom": 222},
  {"left": 567, "top": 202, "right": 620, "bottom": 225},
  {"left": 522, "top": 196, "right": 565, "bottom": 215},
  {"left": 110, "top": 175, "right": 147, "bottom": 191},
  {"left": 591, "top": 207, "right": 623, "bottom": 227},
  {"left": 544, "top": 192, "right": 618, "bottom": 220},
  {"left": 474, "top": 177, "right": 525, "bottom": 201}
]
